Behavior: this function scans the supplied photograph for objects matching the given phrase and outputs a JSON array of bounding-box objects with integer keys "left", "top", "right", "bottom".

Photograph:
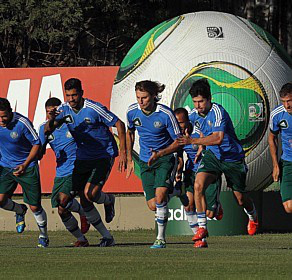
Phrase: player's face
[
  {"left": 175, "top": 112, "right": 189, "bottom": 134},
  {"left": 192, "top": 95, "right": 211, "bottom": 115},
  {"left": 136, "top": 89, "right": 156, "bottom": 112},
  {"left": 46, "top": 106, "right": 58, "bottom": 120},
  {"left": 65, "top": 88, "right": 83, "bottom": 109},
  {"left": 280, "top": 93, "right": 292, "bottom": 114},
  {"left": 0, "top": 109, "right": 12, "bottom": 127}
]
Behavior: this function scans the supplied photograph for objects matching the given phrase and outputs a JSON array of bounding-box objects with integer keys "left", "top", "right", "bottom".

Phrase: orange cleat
[
  {"left": 215, "top": 203, "right": 224, "bottom": 221},
  {"left": 192, "top": 227, "right": 208, "bottom": 241},
  {"left": 247, "top": 219, "right": 258, "bottom": 235},
  {"left": 80, "top": 215, "right": 90, "bottom": 234},
  {"left": 194, "top": 239, "right": 208, "bottom": 248},
  {"left": 74, "top": 239, "right": 89, "bottom": 247}
]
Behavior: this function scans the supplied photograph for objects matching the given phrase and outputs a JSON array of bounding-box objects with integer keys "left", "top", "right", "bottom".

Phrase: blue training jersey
[
  {"left": 55, "top": 99, "right": 119, "bottom": 160},
  {"left": 183, "top": 125, "right": 201, "bottom": 172},
  {"left": 127, "top": 103, "right": 181, "bottom": 162},
  {"left": 39, "top": 122, "right": 77, "bottom": 177},
  {"left": 189, "top": 103, "right": 244, "bottom": 162},
  {"left": 269, "top": 104, "right": 292, "bottom": 162},
  {"left": 0, "top": 112, "right": 40, "bottom": 168}
]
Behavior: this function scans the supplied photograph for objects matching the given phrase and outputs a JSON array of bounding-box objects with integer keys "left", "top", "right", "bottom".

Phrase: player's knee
[
  {"left": 283, "top": 202, "right": 292, "bottom": 214},
  {"left": 194, "top": 182, "right": 204, "bottom": 195},
  {"left": 29, "top": 205, "right": 41, "bottom": 213},
  {"left": 57, "top": 195, "right": 70, "bottom": 209}
]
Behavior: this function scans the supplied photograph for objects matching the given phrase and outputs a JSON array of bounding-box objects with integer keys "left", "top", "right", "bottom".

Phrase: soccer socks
[
  {"left": 66, "top": 198, "right": 85, "bottom": 216},
  {"left": 92, "top": 191, "right": 111, "bottom": 205},
  {"left": 156, "top": 202, "right": 168, "bottom": 241},
  {"left": 244, "top": 204, "right": 257, "bottom": 221},
  {"left": 185, "top": 210, "right": 199, "bottom": 234},
  {"left": 197, "top": 212, "right": 207, "bottom": 229},
  {"left": 33, "top": 207, "right": 48, "bottom": 239},
  {"left": 1, "top": 198, "right": 24, "bottom": 214},
  {"left": 61, "top": 213, "right": 87, "bottom": 241},
  {"left": 83, "top": 205, "right": 112, "bottom": 239}
]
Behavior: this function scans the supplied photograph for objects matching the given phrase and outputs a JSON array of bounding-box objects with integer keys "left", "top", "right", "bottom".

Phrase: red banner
[{"left": 0, "top": 67, "right": 142, "bottom": 193}]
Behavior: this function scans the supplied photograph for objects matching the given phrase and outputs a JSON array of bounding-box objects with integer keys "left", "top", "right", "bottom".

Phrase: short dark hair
[
  {"left": 0, "top": 98, "right": 12, "bottom": 112},
  {"left": 279, "top": 83, "right": 292, "bottom": 98},
  {"left": 135, "top": 80, "right": 165, "bottom": 102},
  {"left": 45, "top": 97, "right": 62, "bottom": 108},
  {"left": 64, "top": 78, "right": 83, "bottom": 92},
  {"left": 174, "top": 107, "right": 189, "bottom": 119},
  {"left": 189, "top": 78, "right": 211, "bottom": 100}
]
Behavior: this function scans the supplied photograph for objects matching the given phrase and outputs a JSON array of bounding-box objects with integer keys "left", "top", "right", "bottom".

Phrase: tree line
[{"left": 0, "top": 0, "right": 291, "bottom": 68}]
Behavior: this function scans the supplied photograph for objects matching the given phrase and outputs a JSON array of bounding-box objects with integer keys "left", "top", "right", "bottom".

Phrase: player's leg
[
  {"left": 83, "top": 158, "right": 115, "bottom": 223},
  {"left": 279, "top": 160, "right": 292, "bottom": 214},
  {"left": 18, "top": 165, "right": 49, "bottom": 247}
]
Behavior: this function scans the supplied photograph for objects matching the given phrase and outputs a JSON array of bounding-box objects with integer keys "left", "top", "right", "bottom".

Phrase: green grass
[{"left": 0, "top": 230, "right": 291, "bottom": 279}]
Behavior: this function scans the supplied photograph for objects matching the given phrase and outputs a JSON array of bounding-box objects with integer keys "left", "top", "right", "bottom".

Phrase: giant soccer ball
[{"left": 110, "top": 11, "right": 292, "bottom": 191}]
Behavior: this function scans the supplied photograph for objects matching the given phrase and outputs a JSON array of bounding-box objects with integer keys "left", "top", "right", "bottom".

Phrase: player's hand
[
  {"left": 48, "top": 108, "right": 61, "bottom": 119},
  {"left": 118, "top": 151, "right": 127, "bottom": 173},
  {"left": 177, "top": 129, "right": 192, "bottom": 146},
  {"left": 126, "top": 159, "right": 134, "bottom": 179},
  {"left": 175, "top": 173, "right": 182, "bottom": 182},
  {"left": 194, "top": 145, "right": 203, "bottom": 163},
  {"left": 13, "top": 165, "right": 26, "bottom": 177},
  {"left": 148, "top": 150, "right": 159, "bottom": 166},
  {"left": 272, "top": 164, "right": 280, "bottom": 182}
]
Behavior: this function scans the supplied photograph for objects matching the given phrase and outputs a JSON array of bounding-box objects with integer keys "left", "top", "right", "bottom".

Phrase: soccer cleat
[
  {"left": 215, "top": 203, "right": 224, "bottom": 221},
  {"left": 80, "top": 215, "right": 90, "bottom": 234},
  {"left": 37, "top": 237, "right": 49, "bottom": 248},
  {"left": 104, "top": 194, "right": 115, "bottom": 223},
  {"left": 194, "top": 239, "right": 208, "bottom": 248},
  {"left": 74, "top": 239, "right": 89, "bottom": 247},
  {"left": 192, "top": 227, "right": 208, "bottom": 241},
  {"left": 247, "top": 218, "right": 259, "bottom": 235},
  {"left": 99, "top": 237, "right": 115, "bottom": 247},
  {"left": 15, "top": 204, "right": 28, "bottom": 234},
  {"left": 150, "top": 239, "right": 166, "bottom": 249}
]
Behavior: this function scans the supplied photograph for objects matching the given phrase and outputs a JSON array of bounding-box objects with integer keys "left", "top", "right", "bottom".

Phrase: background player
[
  {"left": 126, "top": 80, "right": 181, "bottom": 249},
  {"left": 269, "top": 82, "right": 292, "bottom": 215},
  {"left": 45, "top": 78, "right": 127, "bottom": 247},
  {"left": 39, "top": 97, "right": 90, "bottom": 247},
  {"left": 0, "top": 98, "right": 49, "bottom": 247}
]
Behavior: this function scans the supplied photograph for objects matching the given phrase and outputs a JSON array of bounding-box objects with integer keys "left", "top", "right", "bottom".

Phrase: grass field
[{"left": 0, "top": 230, "right": 291, "bottom": 279}]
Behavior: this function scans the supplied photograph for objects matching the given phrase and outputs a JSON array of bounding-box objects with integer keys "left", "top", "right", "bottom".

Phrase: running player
[
  {"left": 45, "top": 78, "right": 126, "bottom": 247},
  {"left": 39, "top": 97, "right": 90, "bottom": 247},
  {"left": 126, "top": 80, "right": 181, "bottom": 249},
  {"left": 177, "top": 79, "right": 258, "bottom": 245},
  {"left": 0, "top": 98, "right": 49, "bottom": 247},
  {"left": 269, "top": 83, "right": 292, "bottom": 215}
]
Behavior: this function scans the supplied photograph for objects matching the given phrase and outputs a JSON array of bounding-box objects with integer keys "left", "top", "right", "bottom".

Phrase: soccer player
[
  {"left": 44, "top": 78, "right": 126, "bottom": 247},
  {"left": 269, "top": 83, "right": 292, "bottom": 215},
  {"left": 177, "top": 79, "right": 258, "bottom": 245},
  {"left": 0, "top": 98, "right": 49, "bottom": 247},
  {"left": 39, "top": 97, "right": 90, "bottom": 247},
  {"left": 126, "top": 80, "right": 181, "bottom": 249}
]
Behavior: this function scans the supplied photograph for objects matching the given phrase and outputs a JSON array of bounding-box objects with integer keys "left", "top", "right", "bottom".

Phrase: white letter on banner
[
  {"left": 7, "top": 79, "right": 30, "bottom": 117},
  {"left": 33, "top": 74, "right": 64, "bottom": 129}
]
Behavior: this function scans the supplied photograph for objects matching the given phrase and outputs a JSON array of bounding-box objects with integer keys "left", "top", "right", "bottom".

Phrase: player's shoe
[
  {"left": 247, "top": 218, "right": 259, "bottom": 235},
  {"left": 215, "top": 203, "right": 224, "bottom": 221},
  {"left": 104, "top": 194, "right": 115, "bottom": 223},
  {"left": 37, "top": 237, "right": 49, "bottom": 248},
  {"left": 150, "top": 239, "right": 166, "bottom": 249},
  {"left": 74, "top": 239, "right": 89, "bottom": 247},
  {"left": 80, "top": 215, "right": 90, "bottom": 234},
  {"left": 99, "top": 236, "right": 115, "bottom": 247},
  {"left": 192, "top": 227, "right": 208, "bottom": 241},
  {"left": 175, "top": 181, "right": 189, "bottom": 207},
  {"left": 15, "top": 204, "right": 28, "bottom": 233},
  {"left": 194, "top": 239, "right": 208, "bottom": 248}
]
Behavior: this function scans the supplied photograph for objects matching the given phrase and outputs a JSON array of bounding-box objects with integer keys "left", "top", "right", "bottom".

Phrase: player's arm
[
  {"left": 44, "top": 107, "right": 65, "bottom": 135},
  {"left": 176, "top": 150, "right": 184, "bottom": 182},
  {"left": 114, "top": 119, "right": 127, "bottom": 172},
  {"left": 178, "top": 129, "right": 224, "bottom": 146},
  {"left": 268, "top": 131, "right": 280, "bottom": 182},
  {"left": 126, "top": 128, "right": 135, "bottom": 178}
]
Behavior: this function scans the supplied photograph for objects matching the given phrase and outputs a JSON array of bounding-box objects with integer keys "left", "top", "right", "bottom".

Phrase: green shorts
[
  {"left": 51, "top": 175, "right": 73, "bottom": 208},
  {"left": 279, "top": 160, "right": 292, "bottom": 203},
  {"left": 0, "top": 165, "right": 41, "bottom": 206},
  {"left": 184, "top": 169, "right": 221, "bottom": 211},
  {"left": 139, "top": 154, "right": 176, "bottom": 201},
  {"left": 72, "top": 158, "right": 114, "bottom": 192},
  {"left": 197, "top": 150, "right": 247, "bottom": 193}
]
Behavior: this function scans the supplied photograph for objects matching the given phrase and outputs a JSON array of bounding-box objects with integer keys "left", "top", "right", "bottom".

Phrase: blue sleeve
[
  {"left": 94, "top": 103, "right": 118, "bottom": 127},
  {"left": 55, "top": 104, "right": 66, "bottom": 121},
  {"left": 166, "top": 110, "right": 181, "bottom": 140},
  {"left": 38, "top": 124, "right": 46, "bottom": 145},
  {"left": 126, "top": 109, "right": 135, "bottom": 130},
  {"left": 22, "top": 119, "right": 40, "bottom": 146},
  {"left": 212, "top": 108, "right": 226, "bottom": 133},
  {"left": 269, "top": 112, "right": 280, "bottom": 133}
]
